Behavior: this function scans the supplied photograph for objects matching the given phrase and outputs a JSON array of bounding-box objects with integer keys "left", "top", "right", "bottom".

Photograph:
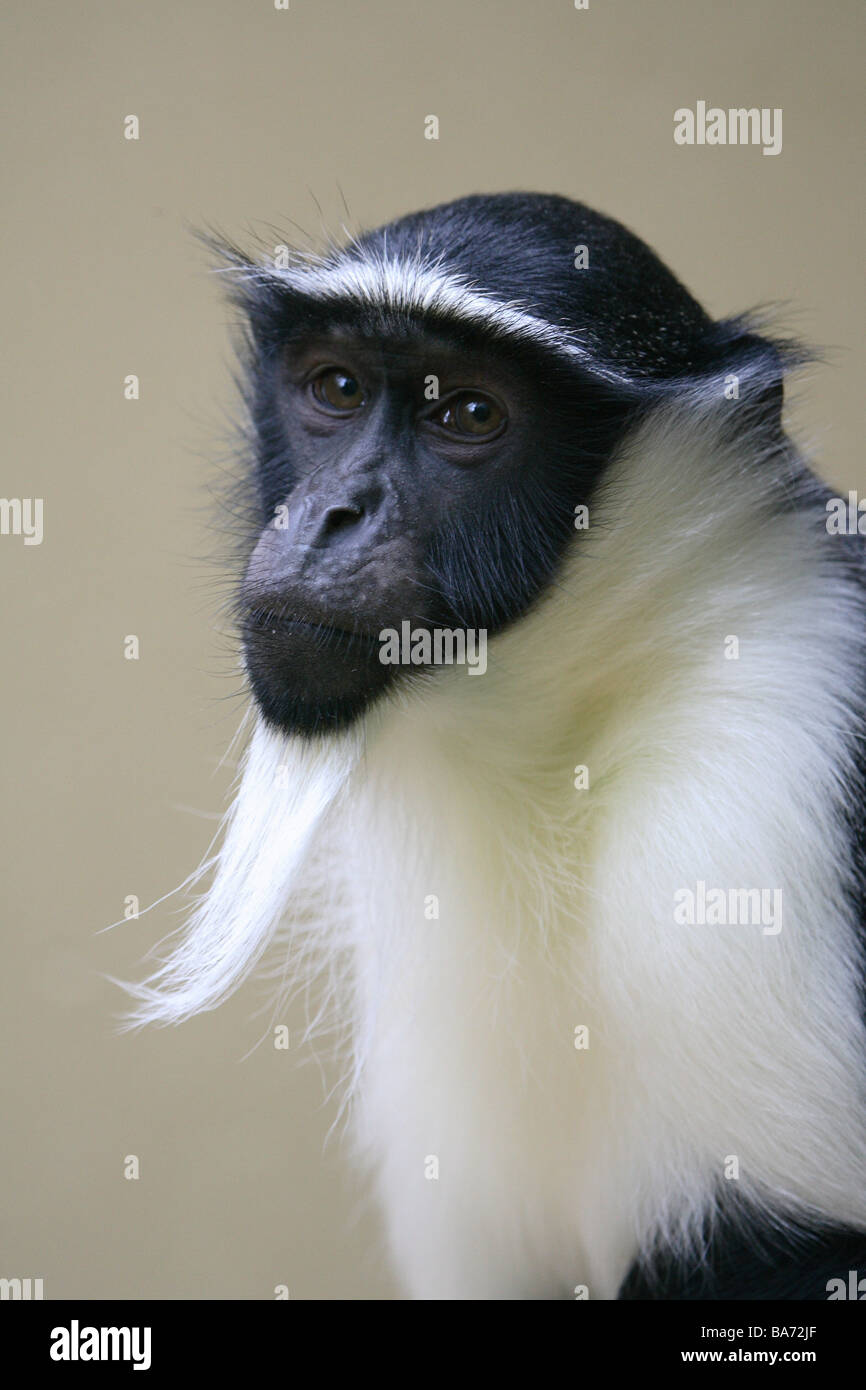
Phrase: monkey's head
[{"left": 219, "top": 192, "right": 791, "bottom": 736}]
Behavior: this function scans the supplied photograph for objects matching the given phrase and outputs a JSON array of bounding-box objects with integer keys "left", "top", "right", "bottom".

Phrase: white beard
[{"left": 124, "top": 718, "right": 361, "bottom": 1028}]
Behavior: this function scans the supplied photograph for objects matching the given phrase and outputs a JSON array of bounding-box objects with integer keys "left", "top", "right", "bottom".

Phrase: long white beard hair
[{"left": 122, "top": 716, "right": 362, "bottom": 1028}]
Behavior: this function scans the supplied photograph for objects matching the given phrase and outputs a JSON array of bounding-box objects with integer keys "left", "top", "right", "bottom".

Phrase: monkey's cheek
[{"left": 241, "top": 619, "right": 396, "bottom": 735}]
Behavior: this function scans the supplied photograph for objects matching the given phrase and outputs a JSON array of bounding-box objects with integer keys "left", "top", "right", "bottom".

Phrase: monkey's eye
[
  {"left": 311, "top": 369, "right": 365, "bottom": 412},
  {"left": 432, "top": 393, "right": 505, "bottom": 438}
]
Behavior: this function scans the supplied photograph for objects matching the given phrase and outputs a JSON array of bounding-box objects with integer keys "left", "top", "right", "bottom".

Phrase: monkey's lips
[
  {"left": 241, "top": 607, "right": 395, "bottom": 736},
  {"left": 256, "top": 613, "right": 380, "bottom": 645}
]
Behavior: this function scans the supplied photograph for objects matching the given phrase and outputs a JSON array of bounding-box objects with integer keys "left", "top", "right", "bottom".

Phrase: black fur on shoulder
[{"left": 619, "top": 1204, "right": 866, "bottom": 1300}]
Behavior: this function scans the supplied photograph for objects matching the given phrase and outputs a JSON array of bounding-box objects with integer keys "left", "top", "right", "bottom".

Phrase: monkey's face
[
  {"left": 240, "top": 325, "right": 627, "bottom": 736},
  {"left": 226, "top": 190, "right": 788, "bottom": 737}
]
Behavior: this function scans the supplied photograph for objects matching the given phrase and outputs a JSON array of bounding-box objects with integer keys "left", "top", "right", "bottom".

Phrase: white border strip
[{"left": 246, "top": 251, "right": 637, "bottom": 388}]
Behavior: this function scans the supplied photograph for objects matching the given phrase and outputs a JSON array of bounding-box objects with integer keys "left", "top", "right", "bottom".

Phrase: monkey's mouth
[
  {"left": 241, "top": 607, "right": 396, "bottom": 736},
  {"left": 250, "top": 612, "right": 381, "bottom": 648}
]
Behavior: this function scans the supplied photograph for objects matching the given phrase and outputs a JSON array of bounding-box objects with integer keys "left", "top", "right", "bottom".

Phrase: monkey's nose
[{"left": 313, "top": 503, "right": 365, "bottom": 545}]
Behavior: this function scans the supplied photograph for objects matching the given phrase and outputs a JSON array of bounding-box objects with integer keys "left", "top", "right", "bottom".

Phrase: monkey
[{"left": 125, "top": 192, "right": 866, "bottom": 1300}]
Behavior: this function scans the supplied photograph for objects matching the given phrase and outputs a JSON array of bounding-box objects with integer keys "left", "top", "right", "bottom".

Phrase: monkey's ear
[{"left": 703, "top": 316, "right": 811, "bottom": 434}]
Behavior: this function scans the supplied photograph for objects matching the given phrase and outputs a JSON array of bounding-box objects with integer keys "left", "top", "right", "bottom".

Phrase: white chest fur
[
  {"left": 129, "top": 408, "right": 866, "bottom": 1298},
  {"left": 331, "top": 415, "right": 866, "bottom": 1297}
]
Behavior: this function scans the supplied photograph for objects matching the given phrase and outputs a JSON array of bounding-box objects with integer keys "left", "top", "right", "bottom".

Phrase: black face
[
  {"left": 239, "top": 323, "right": 633, "bottom": 736},
  {"left": 224, "top": 191, "right": 790, "bottom": 737}
]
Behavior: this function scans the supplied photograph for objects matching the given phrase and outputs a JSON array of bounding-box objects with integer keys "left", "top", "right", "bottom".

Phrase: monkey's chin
[{"left": 242, "top": 616, "right": 397, "bottom": 736}]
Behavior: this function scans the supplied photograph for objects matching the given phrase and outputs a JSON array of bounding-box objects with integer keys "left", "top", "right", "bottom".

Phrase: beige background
[{"left": 1, "top": 0, "right": 863, "bottom": 1300}]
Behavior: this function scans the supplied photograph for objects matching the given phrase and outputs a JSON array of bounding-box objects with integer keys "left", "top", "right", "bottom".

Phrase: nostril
[{"left": 321, "top": 505, "right": 364, "bottom": 539}]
